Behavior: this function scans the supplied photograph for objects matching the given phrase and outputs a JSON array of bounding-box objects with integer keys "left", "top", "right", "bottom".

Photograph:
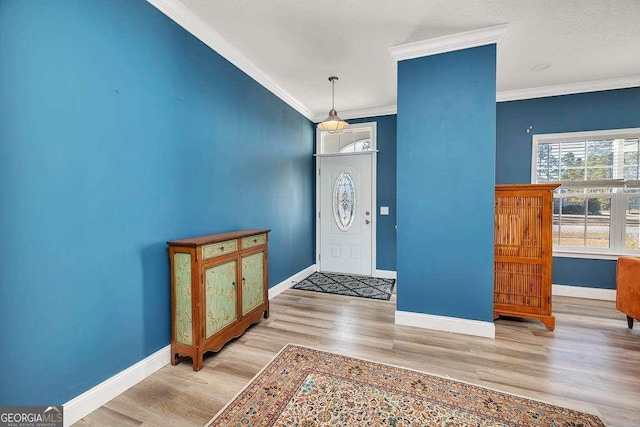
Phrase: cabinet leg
[
  {"left": 193, "top": 354, "right": 203, "bottom": 371},
  {"left": 264, "top": 308, "right": 270, "bottom": 319},
  {"left": 628, "top": 315, "right": 634, "bottom": 329},
  {"left": 541, "top": 316, "right": 555, "bottom": 331},
  {"left": 170, "top": 345, "right": 179, "bottom": 366}
]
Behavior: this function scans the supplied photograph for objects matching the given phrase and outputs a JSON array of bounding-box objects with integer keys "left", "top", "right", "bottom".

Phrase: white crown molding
[
  {"left": 145, "top": 2, "right": 639, "bottom": 121},
  {"left": 552, "top": 284, "right": 616, "bottom": 301},
  {"left": 312, "top": 105, "right": 397, "bottom": 123},
  {"left": 268, "top": 264, "right": 317, "bottom": 300},
  {"left": 146, "top": 0, "right": 314, "bottom": 120},
  {"left": 496, "top": 75, "right": 640, "bottom": 102},
  {"left": 63, "top": 345, "right": 170, "bottom": 426},
  {"left": 316, "top": 76, "right": 640, "bottom": 119},
  {"left": 389, "top": 24, "right": 509, "bottom": 63},
  {"left": 395, "top": 310, "right": 495, "bottom": 339}
]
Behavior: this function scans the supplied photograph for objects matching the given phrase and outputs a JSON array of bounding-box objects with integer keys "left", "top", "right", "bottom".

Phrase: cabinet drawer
[
  {"left": 241, "top": 233, "right": 266, "bottom": 249},
  {"left": 202, "top": 239, "right": 238, "bottom": 259}
]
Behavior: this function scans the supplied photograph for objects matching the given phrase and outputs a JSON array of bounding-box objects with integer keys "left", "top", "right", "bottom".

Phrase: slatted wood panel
[
  {"left": 494, "top": 194, "right": 543, "bottom": 310},
  {"left": 494, "top": 184, "right": 559, "bottom": 330},
  {"left": 495, "top": 195, "right": 543, "bottom": 259},
  {"left": 494, "top": 262, "right": 542, "bottom": 308}
]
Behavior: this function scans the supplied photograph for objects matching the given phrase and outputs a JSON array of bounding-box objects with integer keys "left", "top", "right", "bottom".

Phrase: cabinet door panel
[
  {"left": 242, "top": 252, "right": 264, "bottom": 315},
  {"left": 173, "top": 253, "right": 193, "bottom": 345},
  {"left": 205, "top": 260, "right": 237, "bottom": 337},
  {"left": 494, "top": 193, "right": 545, "bottom": 312}
]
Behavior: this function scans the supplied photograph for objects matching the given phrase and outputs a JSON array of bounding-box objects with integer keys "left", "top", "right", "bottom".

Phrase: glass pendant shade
[
  {"left": 319, "top": 109, "right": 349, "bottom": 134},
  {"left": 318, "top": 76, "right": 348, "bottom": 134}
]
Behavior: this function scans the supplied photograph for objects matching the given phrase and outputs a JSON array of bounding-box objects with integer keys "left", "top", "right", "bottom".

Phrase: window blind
[{"left": 536, "top": 138, "right": 639, "bottom": 188}]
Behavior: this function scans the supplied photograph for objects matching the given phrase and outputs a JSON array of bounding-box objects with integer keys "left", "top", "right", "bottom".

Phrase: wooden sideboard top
[
  {"left": 167, "top": 229, "right": 270, "bottom": 247},
  {"left": 496, "top": 183, "right": 560, "bottom": 192}
]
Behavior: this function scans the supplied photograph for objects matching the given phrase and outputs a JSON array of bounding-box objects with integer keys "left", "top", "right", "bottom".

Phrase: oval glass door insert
[{"left": 333, "top": 172, "right": 356, "bottom": 231}]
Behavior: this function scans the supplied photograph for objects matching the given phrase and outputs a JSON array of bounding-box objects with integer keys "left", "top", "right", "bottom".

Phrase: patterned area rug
[
  {"left": 206, "top": 344, "right": 605, "bottom": 427},
  {"left": 292, "top": 271, "right": 395, "bottom": 301}
]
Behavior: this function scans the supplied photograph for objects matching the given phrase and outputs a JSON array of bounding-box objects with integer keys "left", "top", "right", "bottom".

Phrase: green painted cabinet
[
  {"left": 168, "top": 229, "right": 270, "bottom": 371},
  {"left": 242, "top": 252, "right": 265, "bottom": 315},
  {"left": 205, "top": 260, "right": 237, "bottom": 337},
  {"left": 173, "top": 253, "right": 193, "bottom": 346}
]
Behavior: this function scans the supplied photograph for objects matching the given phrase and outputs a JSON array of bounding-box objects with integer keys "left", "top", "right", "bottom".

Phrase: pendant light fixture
[{"left": 318, "top": 76, "right": 348, "bottom": 134}]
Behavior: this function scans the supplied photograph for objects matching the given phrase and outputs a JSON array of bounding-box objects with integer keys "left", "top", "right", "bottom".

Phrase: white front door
[{"left": 319, "top": 153, "right": 373, "bottom": 275}]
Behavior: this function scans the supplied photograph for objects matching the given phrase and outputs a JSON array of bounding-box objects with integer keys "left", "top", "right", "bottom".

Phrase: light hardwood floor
[{"left": 76, "top": 290, "right": 640, "bottom": 426}]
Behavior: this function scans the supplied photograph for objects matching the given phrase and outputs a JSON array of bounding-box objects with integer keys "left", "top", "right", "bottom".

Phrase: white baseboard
[
  {"left": 268, "top": 264, "right": 317, "bottom": 300},
  {"left": 552, "top": 284, "right": 616, "bottom": 301},
  {"left": 374, "top": 269, "right": 397, "bottom": 279},
  {"left": 61, "top": 263, "right": 319, "bottom": 426},
  {"left": 63, "top": 345, "right": 171, "bottom": 426},
  {"left": 395, "top": 310, "right": 495, "bottom": 339}
]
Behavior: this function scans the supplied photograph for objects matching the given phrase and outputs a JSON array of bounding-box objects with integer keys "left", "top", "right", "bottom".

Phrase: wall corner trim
[
  {"left": 145, "top": 0, "right": 313, "bottom": 120},
  {"left": 374, "top": 269, "right": 397, "bottom": 279},
  {"left": 268, "top": 264, "right": 317, "bottom": 300},
  {"left": 552, "top": 284, "right": 616, "bottom": 301},
  {"left": 389, "top": 24, "right": 509, "bottom": 62},
  {"left": 62, "top": 345, "right": 171, "bottom": 426},
  {"left": 394, "top": 310, "right": 495, "bottom": 339}
]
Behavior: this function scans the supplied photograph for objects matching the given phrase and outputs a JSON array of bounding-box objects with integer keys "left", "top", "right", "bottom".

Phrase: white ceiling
[{"left": 158, "top": 0, "right": 640, "bottom": 121}]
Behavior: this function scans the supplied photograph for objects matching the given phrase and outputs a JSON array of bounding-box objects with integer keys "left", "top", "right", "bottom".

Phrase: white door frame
[{"left": 315, "top": 121, "right": 377, "bottom": 275}]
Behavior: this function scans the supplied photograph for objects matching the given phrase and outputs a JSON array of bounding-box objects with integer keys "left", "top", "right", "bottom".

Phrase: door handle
[{"left": 365, "top": 219, "right": 371, "bottom": 224}]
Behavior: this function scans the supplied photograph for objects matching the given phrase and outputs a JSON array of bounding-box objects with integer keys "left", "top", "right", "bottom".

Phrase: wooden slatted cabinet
[
  {"left": 168, "top": 229, "right": 270, "bottom": 370},
  {"left": 494, "top": 184, "right": 559, "bottom": 330}
]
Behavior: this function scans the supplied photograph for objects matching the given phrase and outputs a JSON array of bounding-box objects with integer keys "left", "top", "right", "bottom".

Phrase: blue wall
[
  {"left": 348, "top": 115, "right": 397, "bottom": 271},
  {"left": 496, "top": 87, "right": 640, "bottom": 289},
  {"left": 396, "top": 45, "right": 497, "bottom": 321},
  {"left": 0, "top": 0, "right": 314, "bottom": 405}
]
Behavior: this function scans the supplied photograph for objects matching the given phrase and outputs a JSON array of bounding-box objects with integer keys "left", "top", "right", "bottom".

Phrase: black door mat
[{"left": 292, "top": 271, "right": 395, "bottom": 301}]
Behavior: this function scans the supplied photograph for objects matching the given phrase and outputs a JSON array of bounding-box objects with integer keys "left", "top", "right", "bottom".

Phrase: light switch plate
[{"left": 380, "top": 206, "right": 389, "bottom": 215}]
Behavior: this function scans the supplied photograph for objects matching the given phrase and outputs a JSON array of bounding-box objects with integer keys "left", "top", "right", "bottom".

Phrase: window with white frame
[
  {"left": 317, "top": 124, "right": 375, "bottom": 155},
  {"left": 532, "top": 128, "right": 640, "bottom": 257}
]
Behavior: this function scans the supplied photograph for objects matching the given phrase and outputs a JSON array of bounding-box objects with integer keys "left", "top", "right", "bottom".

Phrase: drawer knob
[
  {"left": 253, "top": 239, "right": 257, "bottom": 243},
  {"left": 219, "top": 246, "right": 224, "bottom": 251}
]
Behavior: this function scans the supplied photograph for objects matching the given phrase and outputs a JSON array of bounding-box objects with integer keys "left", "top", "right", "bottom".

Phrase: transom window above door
[{"left": 318, "top": 124, "right": 376, "bottom": 155}]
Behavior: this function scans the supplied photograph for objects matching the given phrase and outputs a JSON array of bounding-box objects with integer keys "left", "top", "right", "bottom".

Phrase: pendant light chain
[{"left": 331, "top": 78, "right": 335, "bottom": 110}]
